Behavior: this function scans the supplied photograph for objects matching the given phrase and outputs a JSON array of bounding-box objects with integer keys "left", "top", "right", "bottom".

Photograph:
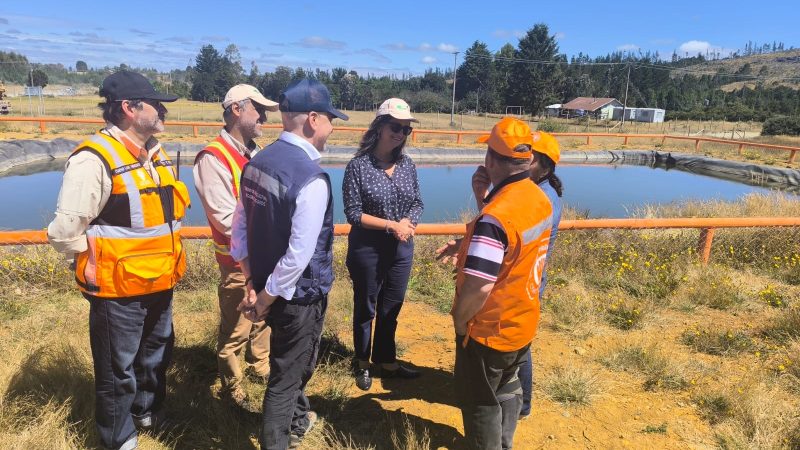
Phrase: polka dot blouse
[{"left": 342, "top": 152, "right": 424, "bottom": 227}]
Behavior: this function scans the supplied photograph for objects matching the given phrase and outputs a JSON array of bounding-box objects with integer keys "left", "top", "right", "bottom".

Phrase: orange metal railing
[
  {"left": 2, "top": 116, "right": 798, "bottom": 163},
  {"left": 3, "top": 217, "right": 799, "bottom": 264}
]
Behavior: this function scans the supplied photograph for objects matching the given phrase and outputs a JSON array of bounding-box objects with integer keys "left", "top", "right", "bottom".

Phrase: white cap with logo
[
  {"left": 376, "top": 98, "right": 418, "bottom": 122},
  {"left": 222, "top": 84, "right": 279, "bottom": 111}
]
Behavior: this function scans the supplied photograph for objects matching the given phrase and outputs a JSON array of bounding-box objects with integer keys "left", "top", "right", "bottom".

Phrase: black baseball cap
[
  {"left": 278, "top": 79, "right": 348, "bottom": 120},
  {"left": 100, "top": 70, "right": 178, "bottom": 102}
]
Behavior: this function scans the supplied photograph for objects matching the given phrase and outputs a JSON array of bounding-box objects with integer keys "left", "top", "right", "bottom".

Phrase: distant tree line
[{"left": 1, "top": 25, "right": 799, "bottom": 123}]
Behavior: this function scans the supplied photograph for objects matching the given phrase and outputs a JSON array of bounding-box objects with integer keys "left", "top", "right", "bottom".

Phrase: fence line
[
  {"left": 1, "top": 116, "right": 798, "bottom": 163},
  {"left": 3, "top": 217, "right": 799, "bottom": 265}
]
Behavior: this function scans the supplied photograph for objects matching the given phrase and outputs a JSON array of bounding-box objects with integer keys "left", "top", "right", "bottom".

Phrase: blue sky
[{"left": 1, "top": 0, "right": 797, "bottom": 75}]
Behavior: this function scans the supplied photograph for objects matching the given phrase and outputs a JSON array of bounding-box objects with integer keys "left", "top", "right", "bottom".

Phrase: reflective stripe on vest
[
  {"left": 73, "top": 132, "right": 188, "bottom": 298},
  {"left": 203, "top": 139, "right": 243, "bottom": 200}
]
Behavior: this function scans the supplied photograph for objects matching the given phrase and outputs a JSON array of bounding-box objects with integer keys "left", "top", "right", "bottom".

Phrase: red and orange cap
[{"left": 476, "top": 117, "right": 534, "bottom": 158}]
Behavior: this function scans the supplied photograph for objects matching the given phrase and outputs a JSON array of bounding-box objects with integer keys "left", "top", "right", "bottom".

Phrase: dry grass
[
  {"left": 600, "top": 344, "right": 690, "bottom": 392},
  {"left": 543, "top": 365, "right": 602, "bottom": 406},
  {"left": 6, "top": 92, "right": 800, "bottom": 168},
  {"left": 2, "top": 195, "right": 800, "bottom": 448}
]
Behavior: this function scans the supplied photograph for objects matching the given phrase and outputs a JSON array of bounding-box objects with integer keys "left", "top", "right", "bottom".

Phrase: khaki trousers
[{"left": 217, "top": 264, "right": 270, "bottom": 392}]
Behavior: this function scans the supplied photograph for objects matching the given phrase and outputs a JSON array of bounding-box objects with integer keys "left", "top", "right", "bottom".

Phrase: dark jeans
[
  {"left": 454, "top": 335, "right": 527, "bottom": 450},
  {"left": 260, "top": 295, "right": 327, "bottom": 450},
  {"left": 87, "top": 290, "right": 174, "bottom": 450},
  {"left": 347, "top": 227, "right": 413, "bottom": 364},
  {"left": 519, "top": 347, "right": 533, "bottom": 416}
]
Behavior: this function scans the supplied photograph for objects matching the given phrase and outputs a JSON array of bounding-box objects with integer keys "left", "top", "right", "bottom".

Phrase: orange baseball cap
[
  {"left": 531, "top": 131, "right": 561, "bottom": 164},
  {"left": 476, "top": 117, "right": 534, "bottom": 158}
]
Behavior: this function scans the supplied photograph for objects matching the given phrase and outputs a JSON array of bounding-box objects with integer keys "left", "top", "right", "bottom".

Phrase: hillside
[{"left": 672, "top": 49, "right": 800, "bottom": 91}]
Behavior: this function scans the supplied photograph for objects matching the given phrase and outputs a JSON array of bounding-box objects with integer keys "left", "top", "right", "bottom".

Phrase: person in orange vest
[
  {"left": 46, "top": 71, "right": 189, "bottom": 450},
  {"left": 437, "top": 117, "right": 553, "bottom": 449},
  {"left": 193, "top": 84, "right": 279, "bottom": 411}
]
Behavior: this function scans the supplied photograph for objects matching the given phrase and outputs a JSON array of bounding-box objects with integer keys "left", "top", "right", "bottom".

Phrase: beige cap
[
  {"left": 222, "top": 84, "right": 279, "bottom": 111},
  {"left": 376, "top": 98, "right": 418, "bottom": 122}
]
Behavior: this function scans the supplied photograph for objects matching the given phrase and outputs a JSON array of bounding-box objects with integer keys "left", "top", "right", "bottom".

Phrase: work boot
[{"left": 288, "top": 411, "right": 318, "bottom": 449}]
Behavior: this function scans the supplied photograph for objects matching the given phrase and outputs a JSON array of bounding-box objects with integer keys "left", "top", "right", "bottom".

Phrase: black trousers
[
  {"left": 346, "top": 227, "right": 414, "bottom": 364},
  {"left": 260, "top": 295, "right": 327, "bottom": 450},
  {"left": 454, "top": 335, "right": 527, "bottom": 450}
]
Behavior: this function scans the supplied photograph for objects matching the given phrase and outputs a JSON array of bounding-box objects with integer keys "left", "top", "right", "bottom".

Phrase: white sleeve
[
  {"left": 229, "top": 199, "right": 248, "bottom": 262},
  {"left": 264, "top": 175, "right": 328, "bottom": 300}
]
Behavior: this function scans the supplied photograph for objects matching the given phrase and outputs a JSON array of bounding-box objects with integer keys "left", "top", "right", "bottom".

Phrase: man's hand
[
  {"left": 238, "top": 283, "right": 278, "bottom": 322},
  {"left": 435, "top": 238, "right": 462, "bottom": 266},
  {"left": 471, "top": 165, "right": 490, "bottom": 204},
  {"left": 453, "top": 319, "right": 468, "bottom": 336}
]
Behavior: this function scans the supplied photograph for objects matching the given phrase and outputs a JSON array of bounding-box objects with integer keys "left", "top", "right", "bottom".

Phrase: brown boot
[{"left": 223, "top": 387, "right": 256, "bottom": 413}]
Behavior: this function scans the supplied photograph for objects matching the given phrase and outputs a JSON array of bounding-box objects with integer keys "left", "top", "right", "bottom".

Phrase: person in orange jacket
[
  {"left": 437, "top": 117, "right": 553, "bottom": 449},
  {"left": 47, "top": 71, "right": 188, "bottom": 450}
]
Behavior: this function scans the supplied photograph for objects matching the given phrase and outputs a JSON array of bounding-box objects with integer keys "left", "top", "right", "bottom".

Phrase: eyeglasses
[
  {"left": 387, "top": 122, "right": 413, "bottom": 136},
  {"left": 138, "top": 99, "right": 164, "bottom": 110}
]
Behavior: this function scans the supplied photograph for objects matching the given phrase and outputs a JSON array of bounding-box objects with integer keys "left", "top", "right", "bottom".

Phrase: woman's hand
[{"left": 390, "top": 218, "right": 415, "bottom": 242}]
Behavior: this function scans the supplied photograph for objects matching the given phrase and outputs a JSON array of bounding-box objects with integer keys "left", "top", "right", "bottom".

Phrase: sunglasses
[{"left": 387, "top": 122, "right": 413, "bottom": 136}]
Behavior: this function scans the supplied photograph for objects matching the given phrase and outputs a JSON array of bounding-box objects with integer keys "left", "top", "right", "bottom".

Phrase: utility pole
[
  {"left": 28, "top": 66, "right": 34, "bottom": 116},
  {"left": 450, "top": 51, "right": 459, "bottom": 127},
  {"left": 620, "top": 63, "right": 631, "bottom": 132}
]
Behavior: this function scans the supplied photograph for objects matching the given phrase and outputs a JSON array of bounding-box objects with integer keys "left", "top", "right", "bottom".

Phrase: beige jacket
[
  {"left": 46, "top": 126, "right": 165, "bottom": 261},
  {"left": 192, "top": 129, "right": 258, "bottom": 238}
]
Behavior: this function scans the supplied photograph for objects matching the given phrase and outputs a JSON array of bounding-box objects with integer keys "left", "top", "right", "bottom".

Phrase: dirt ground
[{"left": 345, "top": 300, "right": 717, "bottom": 450}]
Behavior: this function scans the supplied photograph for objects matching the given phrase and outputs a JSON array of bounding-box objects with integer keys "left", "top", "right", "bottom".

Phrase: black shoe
[
  {"left": 355, "top": 368, "right": 372, "bottom": 391},
  {"left": 288, "top": 411, "right": 318, "bottom": 449},
  {"left": 380, "top": 364, "right": 421, "bottom": 379}
]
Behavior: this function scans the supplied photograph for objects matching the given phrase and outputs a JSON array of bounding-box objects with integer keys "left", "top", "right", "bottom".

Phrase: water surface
[{"left": 0, "top": 163, "right": 786, "bottom": 230}]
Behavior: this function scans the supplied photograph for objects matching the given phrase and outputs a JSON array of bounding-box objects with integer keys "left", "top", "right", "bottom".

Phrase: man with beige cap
[{"left": 193, "top": 83, "right": 278, "bottom": 410}]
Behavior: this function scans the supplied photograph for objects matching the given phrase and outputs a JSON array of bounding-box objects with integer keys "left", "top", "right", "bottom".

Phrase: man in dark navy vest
[{"left": 229, "top": 78, "right": 348, "bottom": 450}]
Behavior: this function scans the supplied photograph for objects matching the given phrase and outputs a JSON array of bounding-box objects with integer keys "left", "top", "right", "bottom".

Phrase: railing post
[
  {"left": 39, "top": 120, "right": 47, "bottom": 133},
  {"left": 697, "top": 227, "right": 716, "bottom": 265},
  {"left": 411, "top": 131, "right": 417, "bottom": 144},
  {"left": 789, "top": 149, "right": 797, "bottom": 164},
  {"left": 661, "top": 135, "right": 666, "bottom": 146},
  {"left": 695, "top": 139, "right": 701, "bottom": 151},
  {"left": 456, "top": 132, "right": 462, "bottom": 144},
  {"left": 193, "top": 125, "right": 199, "bottom": 137},
  {"left": 623, "top": 136, "right": 629, "bottom": 145},
  {"left": 586, "top": 135, "right": 591, "bottom": 145},
  {"left": 738, "top": 143, "right": 744, "bottom": 156}
]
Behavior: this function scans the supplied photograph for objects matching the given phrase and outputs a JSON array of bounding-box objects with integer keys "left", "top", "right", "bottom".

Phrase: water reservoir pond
[{"left": 0, "top": 162, "right": 787, "bottom": 230}]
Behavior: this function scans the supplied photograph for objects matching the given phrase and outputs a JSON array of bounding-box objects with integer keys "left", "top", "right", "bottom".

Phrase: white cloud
[
  {"left": 421, "top": 56, "right": 437, "bottom": 64},
  {"left": 678, "top": 40, "right": 734, "bottom": 57},
  {"left": 384, "top": 42, "right": 456, "bottom": 53},
  {"left": 296, "top": 36, "right": 347, "bottom": 50},
  {"left": 554, "top": 32, "right": 566, "bottom": 40},
  {"left": 353, "top": 48, "right": 391, "bottom": 63},
  {"left": 617, "top": 44, "right": 639, "bottom": 52}
]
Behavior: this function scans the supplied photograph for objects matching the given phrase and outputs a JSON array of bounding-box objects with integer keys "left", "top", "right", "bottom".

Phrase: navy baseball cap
[
  {"left": 100, "top": 70, "right": 178, "bottom": 102},
  {"left": 278, "top": 79, "right": 348, "bottom": 120}
]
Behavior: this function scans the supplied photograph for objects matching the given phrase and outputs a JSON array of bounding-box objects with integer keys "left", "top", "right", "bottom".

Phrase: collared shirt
[
  {"left": 47, "top": 125, "right": 164, "bottom": 259},
  {"left": 193, "top": 129, "right": 259, "bottom": 237},
  {"left": 342, "top": 152, "right": 423, "bottom": 226},
  {"left": 230, "top": 130, "right": 328, "bottom": 300}
]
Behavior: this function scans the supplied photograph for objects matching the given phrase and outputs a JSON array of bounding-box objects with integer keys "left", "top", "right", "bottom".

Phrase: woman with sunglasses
[{"left": 342, "top": 98, "right": 424, "bottom": 391}]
